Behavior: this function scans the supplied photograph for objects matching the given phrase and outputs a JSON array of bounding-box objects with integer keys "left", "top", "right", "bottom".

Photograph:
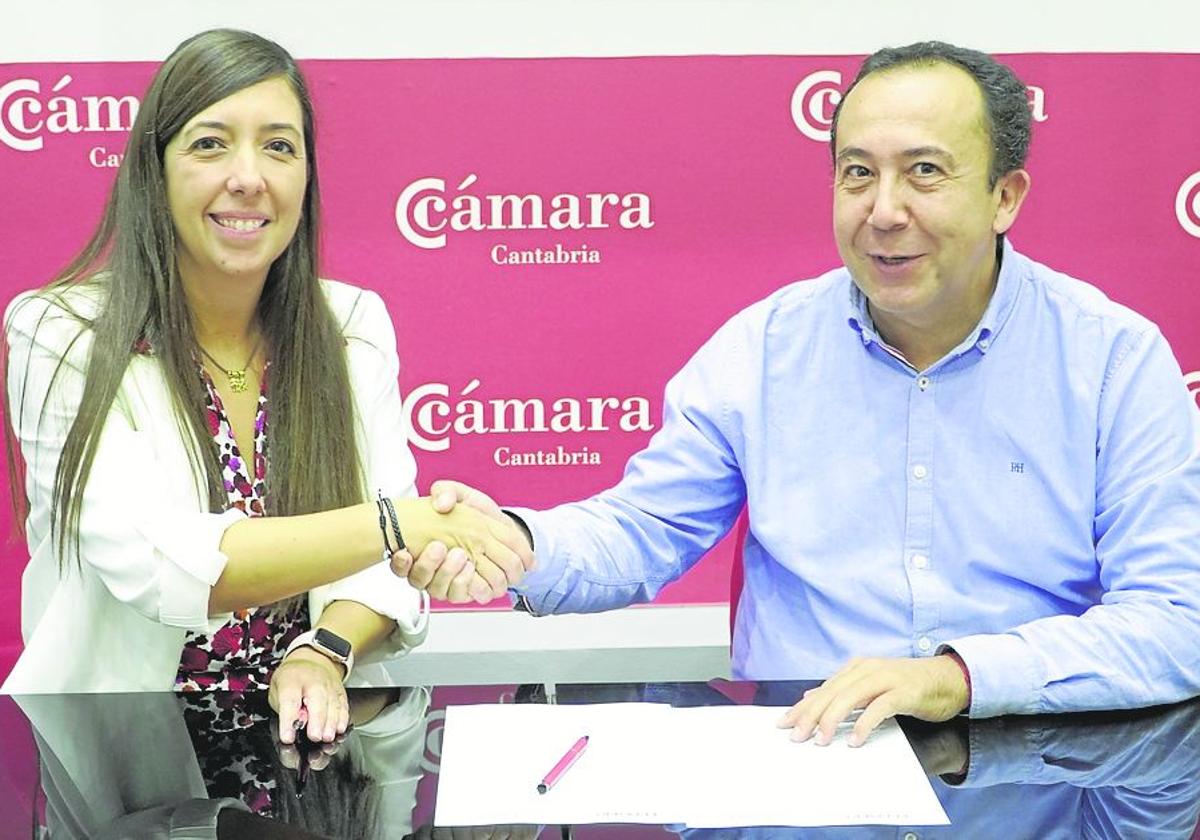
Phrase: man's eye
[
  {"left": 266, "top": 139, "right": 297, "bottom": 155},
  {"left": 913, "top": 162, "right": 942, "bottom": 176},
  {"left": 842, "top": 165, "right": 871, "bottom": 179}
]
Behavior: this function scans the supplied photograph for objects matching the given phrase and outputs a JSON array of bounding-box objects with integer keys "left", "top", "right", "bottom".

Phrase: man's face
[{"left": 832, "top": 62, "right": 1025, "bottom": 345}]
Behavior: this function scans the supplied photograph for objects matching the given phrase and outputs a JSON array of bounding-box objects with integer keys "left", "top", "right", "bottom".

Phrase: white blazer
[{"left": 3, "top": 279, "right": 428, "bottom": 692}]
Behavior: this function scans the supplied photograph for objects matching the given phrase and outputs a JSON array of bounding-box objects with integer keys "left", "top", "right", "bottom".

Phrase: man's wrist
[
  {"left": 502, "top": 510, "right": 534, "bottom": 551},
  {"left": 941, "top": 649, "right": 972, "bottom": 712}
]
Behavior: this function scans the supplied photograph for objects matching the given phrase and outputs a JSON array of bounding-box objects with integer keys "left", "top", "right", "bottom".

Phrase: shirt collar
[{"left": 845, "top": 238, "right": 1023, "bottom": 357}]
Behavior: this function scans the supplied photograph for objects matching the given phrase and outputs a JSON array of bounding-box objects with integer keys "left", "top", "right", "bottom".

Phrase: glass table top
[{"left": 2, "top": 679, "right": 1198, "bottom": 839}]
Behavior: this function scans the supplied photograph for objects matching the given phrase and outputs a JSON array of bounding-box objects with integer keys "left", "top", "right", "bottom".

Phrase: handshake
[{"left": 388, "top": 480, "right": 536, "bottom": 604}]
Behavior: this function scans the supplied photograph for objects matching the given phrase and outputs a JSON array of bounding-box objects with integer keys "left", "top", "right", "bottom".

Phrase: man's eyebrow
[
  {"left": 903, "top": 146, "right": 956, "bottom": 166},
  {"left": 834, "top": 146, "right": 871, "bottom": 164},
  {"left": 835, "top": 145, "right": 959, "bottom": 167}
]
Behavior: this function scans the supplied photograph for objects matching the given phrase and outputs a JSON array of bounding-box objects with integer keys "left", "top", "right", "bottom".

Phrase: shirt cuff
[
  {"left": 943, "top": 632, "right": 1044, "bottom": 718},
  {"left": 154, "top": 508, "right": 247, "bottom": 633},
  {"left": 504, "top": 506, "right": 570, "bottom": 613},
  {"left": 950, "top": 717, "right": 1047, "bottom": 789}
]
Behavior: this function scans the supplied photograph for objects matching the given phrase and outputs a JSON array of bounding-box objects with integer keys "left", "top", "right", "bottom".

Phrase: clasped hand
[{"left": 390, "top": 481, "right": 534, "bottom": 604}]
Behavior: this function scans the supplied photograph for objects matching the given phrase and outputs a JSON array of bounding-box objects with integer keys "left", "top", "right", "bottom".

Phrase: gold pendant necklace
[{"left": 198, "top": 338, "right": 262, "bottom": 394}]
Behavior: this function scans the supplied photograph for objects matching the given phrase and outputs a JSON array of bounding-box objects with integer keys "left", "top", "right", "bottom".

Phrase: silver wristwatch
[{"left": 284, "top": 628, "right": 355, "bottom": 681}]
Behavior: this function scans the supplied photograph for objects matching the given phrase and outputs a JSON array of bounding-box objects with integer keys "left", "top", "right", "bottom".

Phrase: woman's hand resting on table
[{"left": 269, "top": 646, "right": 349, "bottom": 747}]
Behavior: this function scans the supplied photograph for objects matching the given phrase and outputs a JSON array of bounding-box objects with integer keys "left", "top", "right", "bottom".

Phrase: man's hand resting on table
[
  {"left": 777, "top": 655, "right": 969, "bottom": 747},
  {"left": 390, "top": 480, "right": 535, "bottom": 604}
]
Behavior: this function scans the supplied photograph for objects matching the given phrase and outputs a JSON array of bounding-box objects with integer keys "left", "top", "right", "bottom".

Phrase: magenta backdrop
[{"left": 1, "top": 54, "right": 1198, "bottom": 679}]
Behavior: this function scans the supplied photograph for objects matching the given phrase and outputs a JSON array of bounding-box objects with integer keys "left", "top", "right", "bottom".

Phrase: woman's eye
[
  {"left": 190, "top": 136, "right": 223, "bottom": 152},
  {"left": 266, "top": 139, "right": 296, "bottom": 155}
]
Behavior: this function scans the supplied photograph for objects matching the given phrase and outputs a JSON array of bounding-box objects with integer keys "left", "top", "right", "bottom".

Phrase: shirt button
[
  {"left": 912, "top": 553, "right": 928, "bottom": 569},
  {"left": 977, "top": 338, "right": 991, "bottom": 350},
  {"left": 904, "top": 833, "right": 920, "bottom": 840},
  {"left": 917, "top": 636, "right": 932, "bottom": 652},
  {"left": 916, "top": 375, "right": 931, "bottom": 390},
  {"left": 912, "top": 464, "right": 928, "bottom": 480}
]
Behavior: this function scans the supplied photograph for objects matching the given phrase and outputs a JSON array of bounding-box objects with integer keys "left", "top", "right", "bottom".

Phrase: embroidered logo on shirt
[{"left": 1010, "top": 462, "right": 1025, "bottom": 474}]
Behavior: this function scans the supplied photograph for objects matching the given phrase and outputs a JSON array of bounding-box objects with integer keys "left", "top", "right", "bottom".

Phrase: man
[{"left": 399, "top": 42, "right": 1200, "bottom": 746}]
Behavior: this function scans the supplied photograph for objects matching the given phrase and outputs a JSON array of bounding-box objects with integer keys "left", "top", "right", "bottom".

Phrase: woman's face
[{"left": 164, "top": 76, "right": 308, "bottom": 289}]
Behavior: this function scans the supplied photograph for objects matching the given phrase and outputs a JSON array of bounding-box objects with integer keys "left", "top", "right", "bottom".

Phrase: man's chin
[{"left": 861, "top": 289, "right": 934, "bottom": 334}]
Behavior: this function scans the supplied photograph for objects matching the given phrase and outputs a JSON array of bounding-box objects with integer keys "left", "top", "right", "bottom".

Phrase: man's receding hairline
[{"left": 836, "top": 59, "right": 993, "bottom": 160}]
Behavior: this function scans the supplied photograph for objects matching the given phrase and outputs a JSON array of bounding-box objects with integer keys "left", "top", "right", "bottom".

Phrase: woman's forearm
[
  {"left": 315, "top": 599, "right": 397, "bottom": 662},
  {"left": 209, "top": 495, "right": 523, "bottom": 613},
  {"left": 210, "top": 502, "right": 385, "bottom": 614}
]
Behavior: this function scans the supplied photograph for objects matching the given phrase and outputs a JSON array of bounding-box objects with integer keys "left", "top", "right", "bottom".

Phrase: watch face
[{"left": 314, "top": 628, "right": 352, "bottom": 659}]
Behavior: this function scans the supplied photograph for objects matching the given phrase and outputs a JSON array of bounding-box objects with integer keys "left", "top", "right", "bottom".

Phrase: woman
[{"left": 2, "top": 29, "right": 530, "bottom": 743}]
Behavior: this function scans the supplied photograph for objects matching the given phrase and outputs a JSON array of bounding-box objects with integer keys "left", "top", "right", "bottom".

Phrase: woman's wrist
[
  {"left": 281, "top": 644, "right": 347, "bottom": 680},
  {"left": 389, "top": 497, "right": 436, "bottom": 556},
  {"left": 378, "top": 494, "right": 406, "bottom": 552}
]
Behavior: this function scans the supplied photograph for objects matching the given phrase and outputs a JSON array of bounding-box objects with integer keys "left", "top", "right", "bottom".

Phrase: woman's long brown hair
[{"left": 5, "top": 29, "right": 367, "bottom": 571}]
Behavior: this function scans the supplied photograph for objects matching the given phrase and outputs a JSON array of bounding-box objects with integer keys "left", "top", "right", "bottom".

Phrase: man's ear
[{"left": 993, "top": 168, "right": 1031, "bottom": 235}]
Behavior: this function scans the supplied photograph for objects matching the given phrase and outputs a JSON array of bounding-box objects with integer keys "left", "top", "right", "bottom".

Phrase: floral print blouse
[{"left": 175, "top": 362, "right": 309, "bottom": 691}]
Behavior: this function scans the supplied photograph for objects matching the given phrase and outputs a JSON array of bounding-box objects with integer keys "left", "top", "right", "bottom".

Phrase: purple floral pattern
[
  {"left": 175, "top": 360, "right": 309, "bottom": 814},
  {"left": 179, "top": 692, "right": 279, "bottom": 814}
]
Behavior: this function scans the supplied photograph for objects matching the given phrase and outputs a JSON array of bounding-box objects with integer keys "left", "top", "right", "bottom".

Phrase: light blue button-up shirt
[{"left": 513, "top": 242, "right": 1200, "bottom": 717}]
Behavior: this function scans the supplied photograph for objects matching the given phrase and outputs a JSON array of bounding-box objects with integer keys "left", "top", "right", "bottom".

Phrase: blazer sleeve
[
  {"left": 309, "top": 286, "right": 429, "bottom": 663},
  {"left": 5, "top": 290, "right": 244, "bottom": 636}
]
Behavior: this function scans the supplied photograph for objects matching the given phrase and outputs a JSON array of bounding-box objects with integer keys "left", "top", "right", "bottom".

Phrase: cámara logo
[
  {"left": 395, "top": 173, "right": 653, "bottom": 250},
  {"left": 790, "top": 70, "right": 843, "bottom": 142},
  {"left": 0, "top": 74, "right": 139, "bottom": 152},
  {"left": 401, "top": 378, "right": 653, "bottom": 454},
  {"left": 791, "top": 70, "right": 1048, "bottom": 143},
  {"left": 1176, "top": 171, "right": 1200, "bottom": 239}
]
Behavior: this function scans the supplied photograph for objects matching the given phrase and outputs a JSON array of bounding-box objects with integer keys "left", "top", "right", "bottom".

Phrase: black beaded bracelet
[
  {"left": 381, "top": 495, "right": 407, "bottom": 551},
  {"left": 376, "top": 495, "right": 395, "bottom": 557}
]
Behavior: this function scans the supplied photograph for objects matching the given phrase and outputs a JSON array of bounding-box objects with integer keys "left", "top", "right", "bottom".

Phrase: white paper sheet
[
  {"left": 434, "top": 702, "right": 949, "bottom": 828},
  {"left": 676, "top": 706, "right": 949, "bottom": 827},
  {"left": 435, "top": 702, "right": 681, "bottom": 825}
]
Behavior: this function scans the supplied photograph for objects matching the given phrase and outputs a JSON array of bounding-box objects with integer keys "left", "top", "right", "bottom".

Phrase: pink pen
[{"left": 536, "top": 735, "right": 589, "bottom": 794}]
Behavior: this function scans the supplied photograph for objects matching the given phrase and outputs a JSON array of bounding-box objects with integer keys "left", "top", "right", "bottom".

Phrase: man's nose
[{"left": 866, "top": 178, "right": 909, "bottom": 230}]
